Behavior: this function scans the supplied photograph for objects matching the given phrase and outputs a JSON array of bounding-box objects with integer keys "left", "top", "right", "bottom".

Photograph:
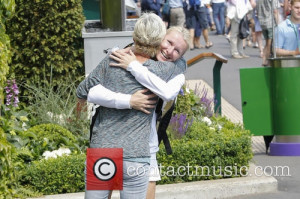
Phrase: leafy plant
[
  {"left": 0, "top": 128, "right": 45, "bottom": 199},
  {"left": 174, "top": 86, "right": 202, "bottom": 118},
  {"left": 168, "top": 113, "right": 194, "bottom": 139},
  {"left": 21, "top": 154, "right": 86, "bottom": 195},
  {"left": 193, "top": 83, "right": 215, "bottom": 117},
  {"left": 0, "top": 128, "right": 15, "bottom": 198},
  {"left": 0, "top": 0, "right": 15, "bottom": 104},
  {"left": 26, "top": 123, "right": 79, "bottom": 159},
  {"left": 24, "top": 76, "right": 90, "bottom": 137},
  {"left": 157, "top": 117, "right": 253, "bottom": 184},
  {"left": 6, "top": 0, "right": 85, "bottom": 97}
]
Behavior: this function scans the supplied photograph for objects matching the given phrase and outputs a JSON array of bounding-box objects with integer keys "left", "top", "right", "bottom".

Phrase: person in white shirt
[{"left": 87, "top": 26, "right": 190, "bottom": 199}]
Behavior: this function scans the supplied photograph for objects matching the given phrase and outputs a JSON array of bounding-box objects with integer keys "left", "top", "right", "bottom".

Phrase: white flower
[
  {"left": 185, "top": 87, "right": 190, "bottom": 94},
  {"left": 42, "top": 151, "right": 57, "bottom": 160},
  {"left": 42, "top": 147, "right": 71, "bottom": 160},
  {"left": 202, "top": 117, "right": 212, "bottom": 126},
  {"left": 218, "top": 124, "right": 222, "bottom": 130},
  {"left": 56, "top": 147, "right": 71, "bottom": 156}
]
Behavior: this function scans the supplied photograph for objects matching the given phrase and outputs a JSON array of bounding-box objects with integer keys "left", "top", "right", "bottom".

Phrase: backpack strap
[
  {"left": 89, "top": 106, "right": 101, "bottom": 143},
  {"left": 157, "top": 100, "right": 175, "bottom": 155}
]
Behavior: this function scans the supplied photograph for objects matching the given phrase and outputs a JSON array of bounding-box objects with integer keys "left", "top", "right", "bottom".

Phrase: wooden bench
[{"left": 187, "top": 52, "right": 228, "bottom": 114}]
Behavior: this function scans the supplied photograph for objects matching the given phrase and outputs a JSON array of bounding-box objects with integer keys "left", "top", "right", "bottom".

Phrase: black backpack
[{"left": 239, "top": 15, "right": 250, "bottom": 39}]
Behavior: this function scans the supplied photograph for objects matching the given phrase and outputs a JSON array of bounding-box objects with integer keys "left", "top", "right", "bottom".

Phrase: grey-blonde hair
[
  {"left": 167, "top": 26, "right": 190, "bottom": 50},
  {"left": 133, "top": 12, "right": 166, "bottom": 58},
  {"left": 291, "top": 0, "right": 300, "bottom": 5}
]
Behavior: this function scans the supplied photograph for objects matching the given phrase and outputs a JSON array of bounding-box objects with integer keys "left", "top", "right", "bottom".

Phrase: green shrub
[
  {"left": 26, "top": 123, "right": 78, "bottom": 159},
  {"left": 6, "top": 0, "right": 85, "bottom": 96},
  {"left": 21, "top": 154, "right": 86, "bottom": 195},
  {"left": 17, "top": 118, "right": 252, "bottom": 193},
  {"left": 0, "top": 0, "right": 15, "bottom": 103},
  {"left": 0, "top": 127, "right": 40, "bottom": 199},
  {"left": 174, "top": 86, "right": 203, "bottom": 118},
  {"left": 157, "top": 117, "right": 253, "bottom": 184},
  {"left": 0, "top": 128, "right": 14, "bottom": 198},
  {"left": 174, "top": 85, "right": 215, "bottom": 120},
  {"left": 24, "top": 76, "right": 90, "bottom": 137}
]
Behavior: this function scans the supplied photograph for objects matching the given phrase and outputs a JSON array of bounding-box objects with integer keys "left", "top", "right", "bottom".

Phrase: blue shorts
[{"left": 85, "top": 161, "right": 150, "bottom": 199}]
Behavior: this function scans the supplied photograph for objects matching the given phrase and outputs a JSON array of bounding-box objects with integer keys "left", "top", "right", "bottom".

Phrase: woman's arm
[
  {"left": 109, "top": 50, "right": 186, "bottom": 101},
  {"left": 88, "top": 84, "right": 157, "bottom": 114},
  {"left": 128, "top": 62, "right": 185, "bottom": 101}
]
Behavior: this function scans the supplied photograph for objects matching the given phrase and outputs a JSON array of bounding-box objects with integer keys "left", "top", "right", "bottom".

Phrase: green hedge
[
  {"left": 0, "top": 128, "right": 14, "bottom": 198},
  {"left": 6, "top": 0, "right": 85, "bottom": 96},
  {"left": 19, "top": 118, "right": 252, "bottom": 194},
  {"left": 157, "top": 117, "right": 253, "bottom": 184},
  {"left": 27, "top": 123, "right": 78, "bottom": 159},
  {"left": 0, "top": 0, "right": 15, "bottom": 103},
  {"left": 21, "top": 154, "right": 86, "bottom": 195}
]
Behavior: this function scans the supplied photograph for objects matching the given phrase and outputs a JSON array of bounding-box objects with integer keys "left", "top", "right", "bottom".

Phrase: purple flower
[
  {"left": 4, "top": 79, "right": 20, "bottom": 108},
  {"left": 169, "top": 113, "right": 193, "bottom": 137},
  {"left": 179, "top": 88, "right": 184, "bottom": 96}
]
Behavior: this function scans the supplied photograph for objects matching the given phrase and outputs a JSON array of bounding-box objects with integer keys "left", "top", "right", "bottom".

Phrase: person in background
[
  {"left": 193, "top": 18, "right": 205, "bottom": 49},
  {"left": 141, "top": 0, "right": 162, "bottom": 17},
  {"left": 211, "top": 0, "right": 226, "bottom": 35},
  {"left": 252, "top": 0, "right": 264, "bottom": 58},
  {"left": 224, "top": 0, "right": 232, "bottom": 41},
  {"left": 227, "top": 0, "right": 255, "bottom": 59},
  {"left": 189, "top": 0, "right": 214, "bottom": 49},
  {"left": 278, "top": 0, "right": 287, "bottom": 23},
  {"left": 162, "top": 0, "right": 171, "bottom": 27},
  {"left": 203, "top": 0, "right": 217, "bottom": 32},
  {"left": 284, "top": 0, "right": 291, "bottom": 17},
  {"left": 256, "top": 0, "right": 280, "bottom": 66},
  {"left": 275, "top": 0, "right": 300, "bottom": 57},
  {"left": 169, "top": 0, "right": 186, "bottom": 26}
]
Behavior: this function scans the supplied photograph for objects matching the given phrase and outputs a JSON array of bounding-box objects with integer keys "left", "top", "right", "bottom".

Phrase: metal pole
[
  {"left": 213, "top": 61, "right": 222, "bottom": 115},
  {"left": 272, "top": 0, "right": 276, "bottom": 58}
]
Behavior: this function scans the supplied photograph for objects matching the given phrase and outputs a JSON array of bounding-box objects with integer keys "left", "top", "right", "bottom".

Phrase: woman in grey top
[{"left": 77, "top": 13, "right": 186, "bottom": 199}]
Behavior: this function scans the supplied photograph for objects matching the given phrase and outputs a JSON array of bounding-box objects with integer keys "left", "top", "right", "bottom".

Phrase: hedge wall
[
  {"left": 157, "top": 117, "right": 253, "bottom": 184},
  {"left": 0, "top": 128, "right": 15, "bottom": 198},
  {"left": 21, "top": 154, "right": 86, "bottom": 195},
  {"left": 20, "top": 118, "right": 253, "bottom": 195},
  {"left": 0, "top": 0, "right": 15, "bottom": 103},
  {"left": 6, "top": 0, "right": 85, "bottom": 96}
]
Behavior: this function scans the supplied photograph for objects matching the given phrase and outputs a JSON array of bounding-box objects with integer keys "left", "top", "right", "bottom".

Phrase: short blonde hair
[
  {"left": 133, "top": 13, "right": 166, "bottom": 58},
  {"left": 167, "top": 26, "right": 190, "bottom": 50},
  {"left": 291, "top": 0, "right": 300, "bottom": 5}
]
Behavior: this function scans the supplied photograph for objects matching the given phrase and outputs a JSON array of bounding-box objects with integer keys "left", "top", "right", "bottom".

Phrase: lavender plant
[
  {"left": 169, "top": 113, "right": 194, "bottom": 139},
  {"left": 4, "top": 79, "right": 19, "bottom": 109},
  {"left": 193, "top": 83, "right": 215, "bottom": 117},
  {"left": 168, "top": 83, "right": 216, "bottom": 139},
  {"left": 1, "top": 79, "right": 32, "bottom": 149}
]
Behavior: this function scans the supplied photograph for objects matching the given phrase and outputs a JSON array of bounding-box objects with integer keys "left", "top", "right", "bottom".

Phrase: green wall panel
[
  {"left": 241, "top": 66, "right": 300, "bottom": 136},
  {"left": 240, "top": 67, "right": 273, "bottom": 136},
  {"left": 272, "top": 67, "right": 300, "bottom": 135}
]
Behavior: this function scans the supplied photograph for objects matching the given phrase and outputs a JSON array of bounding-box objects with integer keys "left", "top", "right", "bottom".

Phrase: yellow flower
[
  {"left": 20, "top": 116, "right": 29, "bottom": 122},
  {"left": 10, "top": 130, "right": 16, "bottom": 135}
]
